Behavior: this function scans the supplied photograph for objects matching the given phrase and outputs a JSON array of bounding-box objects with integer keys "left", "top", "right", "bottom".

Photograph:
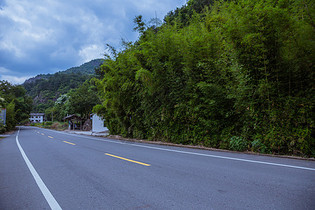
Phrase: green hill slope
[
  {"left": 23, "top": 59, "right": 103, "bottom": 112},
  {"left": 62, "top": 59, "right": 104, "bottom": 74}
]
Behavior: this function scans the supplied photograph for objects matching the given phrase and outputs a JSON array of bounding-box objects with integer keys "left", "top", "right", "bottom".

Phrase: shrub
[
  {"left": 20, "top": 119, "right": 30, "bottom": 125},
  {"left": 51, "top": 122, "right": 60, "bottom": 130},
  {"left": 251, "top": 139, "right": 267, "bottom": 153},
  {"left": 0, "top": 124, "right": 6, "bottom": 134},
  {"left": 45, "top": 121, "right": 53, "bottom": 126},
  {"left": 229, "top": 136, "right": 248, "bottom": 151},
  {"left": 50, "top": 122, "right": 68, "bottom": 130}
]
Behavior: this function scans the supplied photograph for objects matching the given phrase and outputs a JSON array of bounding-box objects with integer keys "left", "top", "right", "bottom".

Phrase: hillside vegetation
[
  {"left": 0, "top": 81, "right": 33, "bottom": 133},
  {"left": 23, "top": 59, "right": 103, "bottom": 113},
  {"left": 94, "top": 0, "right": 314, "bottom": 156}
]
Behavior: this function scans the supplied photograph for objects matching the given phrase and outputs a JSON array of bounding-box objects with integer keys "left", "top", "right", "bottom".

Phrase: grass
[{"left": 30, "top": 121, "right": 68, "bottom": 130}]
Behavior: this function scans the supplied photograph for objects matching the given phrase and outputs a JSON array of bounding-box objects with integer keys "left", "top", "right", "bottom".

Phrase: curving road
[{"left": 0, "top": 126, "right": 314, "bottom": 209}]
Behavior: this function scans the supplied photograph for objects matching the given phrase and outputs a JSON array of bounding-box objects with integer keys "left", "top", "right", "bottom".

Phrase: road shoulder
[{"left": 60, "top": 128, "right": 315, "bottom": 161}]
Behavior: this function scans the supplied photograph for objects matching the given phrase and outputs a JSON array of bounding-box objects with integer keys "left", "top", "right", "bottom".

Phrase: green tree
[
  {"left": 133, "top": 15, "right": 146, "bottom": 35},
  {"left": 67, "top": 79, "right": 100, "bottom": 120},
  {"left": 95, "top": 0, "right": 314, "bottom": 156},
  {"left": 0, "top": 80, "right": 33, "bottom": 127},
  {"left": 6, "top": 101, "right": 16, "bottom": 130}
]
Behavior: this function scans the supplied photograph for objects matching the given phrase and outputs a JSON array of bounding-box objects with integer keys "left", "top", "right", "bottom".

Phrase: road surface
[{"left": 0, "top": 126, "right": 314, "bottom": 209}]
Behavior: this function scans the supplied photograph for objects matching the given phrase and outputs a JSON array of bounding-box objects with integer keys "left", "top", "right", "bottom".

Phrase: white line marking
[
  {"left": 16, "top": 128, "right": 62, "bottom": 210},
  {"left": 38, "top": 127, "right": 315, "bottom": 172},
  {"left": 132, "top": 144, "right": 315, "bottom": 171}
]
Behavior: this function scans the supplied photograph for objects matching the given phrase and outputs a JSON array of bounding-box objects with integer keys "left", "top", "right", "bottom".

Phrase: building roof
[
  {"left": 30, "top": 113, "right": 45, "bottom": 116},
  {"left": 63, "top": 114, "right": 82, "bottom": 121}
]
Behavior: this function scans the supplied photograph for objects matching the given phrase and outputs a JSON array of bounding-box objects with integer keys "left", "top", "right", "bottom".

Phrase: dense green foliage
[
  {"left": 45, "top": 79, "right": 100, "bottom": 121},
  {"left": 164, "top": 0, "right": 218, "bottom": 25},
  {"left": 24, "top": 73, "right": 91, "bottom": 112},
  {"left": 95, "top": 0, "right": 314, "bottom": 156},
  {"left": 67, "top": 79, "right": 100, "bottom": 119},
  {"left": 23, "top": 59, "right": 103, "bottom": 113},
  {"left": 0, "top": 81, "right": 33, "bottom": 132}
]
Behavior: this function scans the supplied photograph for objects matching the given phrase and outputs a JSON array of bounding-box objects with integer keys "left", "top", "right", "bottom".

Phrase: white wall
[{"left": 92, "top": 114, "right": 108, "bottom": 133}]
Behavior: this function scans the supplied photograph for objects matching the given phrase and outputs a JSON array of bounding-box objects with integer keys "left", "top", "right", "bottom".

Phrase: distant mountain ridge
[
  {"left": 62, "top": 59, "right": 104, "bottom": 75},
  {"left": 23, "top": 74, "right": 52, "bottom": 84},
  {"left": 24, "top": 59, "right": 103, "bottom": 84},
  {"left": 23, "top": 58, "right": 104, "bottom": 112}
]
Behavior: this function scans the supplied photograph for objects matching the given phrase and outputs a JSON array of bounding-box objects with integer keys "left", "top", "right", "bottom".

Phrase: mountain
[
  {"left": 62, "top": 59, "right": 104, "bottom": 74},
  {"left": 24, "top": 59, "right": 103, "bottom": 84},
  {"left": 23, "top": 74, "right": 52, "bottom": 85},
  {"left": 23, "top": 59, "right": 104, "bottom": 112}
]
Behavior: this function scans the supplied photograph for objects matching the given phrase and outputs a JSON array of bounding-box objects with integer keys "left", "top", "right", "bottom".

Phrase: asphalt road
[{"left": 0, "top": 126, "right": 314, "bottom": 209}]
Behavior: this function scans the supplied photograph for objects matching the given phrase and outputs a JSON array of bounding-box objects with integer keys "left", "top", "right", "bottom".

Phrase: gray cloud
[{"left": 0, "top": 0, "right": 186, "bottom": 84}]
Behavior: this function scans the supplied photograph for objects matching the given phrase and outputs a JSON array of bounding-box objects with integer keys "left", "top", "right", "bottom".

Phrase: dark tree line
[{"left": 0, "top": 81, "right": 33, "bottom": 132}]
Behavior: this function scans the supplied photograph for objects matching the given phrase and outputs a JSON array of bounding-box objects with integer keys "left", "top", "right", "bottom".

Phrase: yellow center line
[
  {"left": 63, "top": 141, "right": 76, "bottom": 145},
  {"left": 48, "top": 136, "right": 54, "bottom": 139},
  {"left": 105, "top": 153, "right": 151, "bottom": 167}
]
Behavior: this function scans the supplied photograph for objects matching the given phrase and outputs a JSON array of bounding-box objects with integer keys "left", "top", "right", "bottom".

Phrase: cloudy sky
[{"left": 0, "top": 0, "right": 186, "bottom": 84}]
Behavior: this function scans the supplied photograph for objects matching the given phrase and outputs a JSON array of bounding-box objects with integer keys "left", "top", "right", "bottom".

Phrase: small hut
[{"left": 63, "top": 114, "right": 82, "bottom": 130}]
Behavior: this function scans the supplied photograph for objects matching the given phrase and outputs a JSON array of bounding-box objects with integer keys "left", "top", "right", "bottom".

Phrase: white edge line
[
  {"left": 37, "top": 127, "right": 315, "bottom": 172},
  {"left": 16, "top": 128, "right": 62, "bottom": 210},
  {"left": 132, "top": 144, "right": 315, "bottom": 171}
]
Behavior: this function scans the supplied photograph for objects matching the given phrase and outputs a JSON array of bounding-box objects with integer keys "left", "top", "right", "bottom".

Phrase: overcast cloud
[{"left": 0, "top": 0, "right": 186, "bottom": 84}]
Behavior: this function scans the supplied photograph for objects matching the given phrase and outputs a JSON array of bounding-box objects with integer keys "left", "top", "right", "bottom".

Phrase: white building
[
  {"left": 92, "top": 114, "right": 108, "bottom": 133},
  {"left": 30, "top": 113, "right": 45, "bottom": 123}
]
